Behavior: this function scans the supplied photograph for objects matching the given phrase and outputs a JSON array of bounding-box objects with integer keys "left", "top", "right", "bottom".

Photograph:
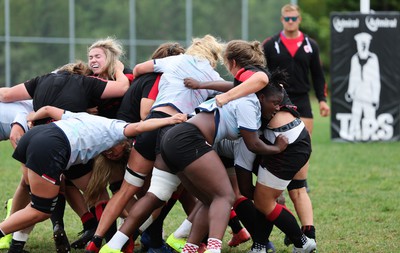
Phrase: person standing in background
[{"left": 262, "top": 3, "right": 330, "bottom": 248}]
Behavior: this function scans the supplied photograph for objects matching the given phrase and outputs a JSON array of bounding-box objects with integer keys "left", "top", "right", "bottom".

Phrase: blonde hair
[
  {"left": 151, "top": 42, "right": 185, "bottom": 59},
  {"left": 186, "top": 34, "right": 224, "bottom": 68},
  {"left": 88, "top": 37, "right": 124, "bottom": 80},
  {"left": 281, "top": 4, "right": 300, "bottom": 15},
  {"left": 57, "top": 60, "right": 92, "bottom": 76},
  {"left": 224, "top": 40, "right": 266, "bottom": 69},
  {"left": 84, "top": 141, "right": 130, "bottom": 207}
]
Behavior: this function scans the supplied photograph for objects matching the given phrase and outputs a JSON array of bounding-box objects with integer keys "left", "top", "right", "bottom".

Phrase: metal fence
[{"left": 0, "top": 0, "right": 284, "bottom": 86}]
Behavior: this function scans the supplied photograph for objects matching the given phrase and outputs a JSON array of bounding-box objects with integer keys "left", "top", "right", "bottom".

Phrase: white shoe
[
  {"left": 247, "top": 248, "right": 266, "bottom": 253},
  {"left": 292, "top": 237, "right": 316, "bottom": 253}
]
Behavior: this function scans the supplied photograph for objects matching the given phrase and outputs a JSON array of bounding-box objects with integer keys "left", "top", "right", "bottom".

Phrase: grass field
[{"left": 0, "top": 100, "right": 400, "bottom": 252}]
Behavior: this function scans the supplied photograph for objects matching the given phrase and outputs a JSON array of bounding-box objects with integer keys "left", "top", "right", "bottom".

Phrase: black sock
[
  {"left": 235, "top": 197, "right": 274, "bottom": 244},
  {"left": 9, "top": 239, "right": 26, "bottom": 251},
  {"left": 234, "top": 197, "right": 257, "bottom": 235},
  {"left": 92, "top": 235, "right": 103, "bottom": 248},
  {"left": 228, "top": 210, "right": 243, "bottom": 234},
  {"left": 251, "top": 210, "right": 272, "bottom": 246},
  {"left": 302, "top": 225, "right": 316, "bottom": 240},
  {"left": 146, "top": 196, "right": 178, "bottom": 248},
  {"left": 266, "top": 204, "right": 305, "bottom": 248},
  {"left": 50, "top": 193, "right": 66, "bottom": 228},
  {"left": 81, "top": 211, "right": 98, "bottom": 231},
  {"left": 144, "top": 218, "right": 164, "bottom": 248}
]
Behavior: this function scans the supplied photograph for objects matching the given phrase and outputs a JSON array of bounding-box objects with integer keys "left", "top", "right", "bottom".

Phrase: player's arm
[
  {"left": 184, "top": 78, "right": 233, "bottom": 92},
  {"left": 27, "top": 106, "right": 65, "bottom": 122},
  {"left": 241, "top": 129, "right": 288, "bottom": 155},
  {"left": 132, "top": 60, "right": 154, "bottom": 77},
  {"left": 124, "top": 113, "right": 187, "bottom": 137},
  {"left": 100, "top": 61, "right": 130, "bottom": 98},
  {"left": 216, "top": 71, "right": 269, "bottom": 107},
  {"left": 0, "top": 84, "right": 31, "bottom": 102}
]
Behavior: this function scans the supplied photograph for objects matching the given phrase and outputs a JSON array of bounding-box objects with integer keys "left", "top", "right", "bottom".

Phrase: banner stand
[{"left": 330, "top": 12, "right": 400, "bottom": 142}]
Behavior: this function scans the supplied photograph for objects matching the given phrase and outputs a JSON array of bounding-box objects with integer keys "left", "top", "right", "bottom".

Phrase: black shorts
[
  {"left": 260, "top": 128, "right": 311, "bottom": 180},
  {"left": 13, "top": 124, "right": 70, "bottom": 185},
  {"left": 161, "top": 122, "right": 213, "bottom": 174},
  {"left": 155, "top": 124, "right": 176, "bottom": 155},
  {"left": 134, "top": 111, "right": 171, "bottom": 161},
  {"left": 63, "top": 160, "right": 93, "bottom": 180},
  {"left": 288, "top": 93, "right": 313, "bottom": 118}
]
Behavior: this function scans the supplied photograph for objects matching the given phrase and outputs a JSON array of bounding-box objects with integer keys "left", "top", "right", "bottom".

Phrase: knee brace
[
  {"left": 30, "top": 194, "right": 58, "bottom": 214},
  {"left": 109, "top": 180, "right": 123, "bottom": 194},
  {"left": 148, "top": 168, "right": 180, "bottom": 202},
  {"left": 287, "top": 179, "right": 306, "bottom": 191},
  {"left": 124, "top": 166, "right": 146, "bottom": 187}
]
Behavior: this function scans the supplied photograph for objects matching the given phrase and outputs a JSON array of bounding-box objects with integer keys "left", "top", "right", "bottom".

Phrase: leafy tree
[{"left": 1, "top": 0, "right": 399, "bottom": 86}]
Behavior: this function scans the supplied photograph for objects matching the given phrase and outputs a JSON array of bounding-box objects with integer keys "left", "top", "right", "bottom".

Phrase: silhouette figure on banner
[{"left": 345, "top": 32, "right": 381, "bottom": 141}]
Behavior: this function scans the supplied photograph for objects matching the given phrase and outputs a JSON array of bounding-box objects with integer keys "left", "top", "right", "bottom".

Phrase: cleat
[
  {"left": 292, "top": 238, "right": 316, "bottom": 253},
  {"left": 71, "top": 228, "right": 96, "bottom": 249},
  {"left": 166, "top": 233, "right": 186, "bottom": 252},
  {"left": 99, "top": 244, "right": 123, "bottom": 253},
  {"left": 5, "top": 199, "right": 12, "bottom": 218},
  {"left": 147, "top": 244, "right": 173, "bottom": 253},
  {"left": 276, "top": 193, "right": 286, "bottom": 205},
  {"left": 228, "top": 228, "right": 251, "bottom": 247},
  {"left": 7, "top": 247, "right": 30, "bottom": 253},
  {"left": 197, "top": 243, "right": 207, "bottom": 253},
  {"left": 140, "top": 230, "right": 151, "bottom": 251},
  {"left": 0, "top": 199, "right": 13, "bottom": 250},
  {"left": 0, "top": 234, "right": 12, "bottom": 249},
  {"left": 247, "top": 241, "right": 276, "bottom": 253},
  {"left": 85, "top": 241, "right": 100, "bottom": 253},
  {"left": 247, "top": 248, "right": 266, "bottom": 253},
  {"left": 7, "top": 239, "right": 29, "bottom": 253},
  {"left": 122, "top": 236, "right": 135, "bottom": 253},
  {"left": 266, "top": 241, "right": 276, "bottom": 253},
  {"left": 53, "top": 224, "right": 71, "bottom": 253}
]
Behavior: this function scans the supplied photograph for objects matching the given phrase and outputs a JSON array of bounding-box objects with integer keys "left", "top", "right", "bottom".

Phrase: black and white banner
[{"left": 330, "top": 12, "right": 400, "bottom": 141}]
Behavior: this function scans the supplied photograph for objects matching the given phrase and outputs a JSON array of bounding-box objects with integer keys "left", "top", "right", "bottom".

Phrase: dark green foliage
[{"left": 0, "top": 0, "right": 399, "bottom": 86}]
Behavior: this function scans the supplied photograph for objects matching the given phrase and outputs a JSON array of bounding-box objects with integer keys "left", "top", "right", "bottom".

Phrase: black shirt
[
  {"left": 117, "top": 72, "right": 160, "bottom": 123},
  {"left": 24, "top": 71, "right": 107, "bottom": 124}
]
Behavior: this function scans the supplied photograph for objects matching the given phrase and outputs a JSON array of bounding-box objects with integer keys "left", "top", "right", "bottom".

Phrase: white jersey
[
  {"left": 54, "top": 111, "right": 128, "bottom": 168},
  {"left": 152, "top": 54, "right": 223, "bottom": 114},
  {"left": 0, "top": 100, "right": 33, "bottom": 141},
  {"left": 196, "top": 94, "right": 261, "bottom": 144},
  {"left": 216, "top": 138, "right": 256, "bottom": 172}
]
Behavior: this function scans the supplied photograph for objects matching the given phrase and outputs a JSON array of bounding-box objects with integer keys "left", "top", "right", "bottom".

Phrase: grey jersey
[
  {"left": 0, "top": 100, "right": 33, "bottom": 141},
  {"left": 54, "top": 111, "right": 127, "bottom": 168},
  {"left": 152, "top": 54, "right": 223, "bottom": 114},
  {"left": 196, "top": 94, "right": 261, "bottom": 144}
]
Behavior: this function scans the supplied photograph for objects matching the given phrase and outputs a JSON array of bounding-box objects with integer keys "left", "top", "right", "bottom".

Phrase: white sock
[
  {"left": 174, "top": 219, "right": 192, "bottom": 238},
  {"left": 107, "top": 231, "right": 129, "bottom": 250},
  {"left": 13, "top": 226, "right": 34, "bottom": 241},
  {"left": 205, "top": 249, "right": 220, "bottom": 253}
]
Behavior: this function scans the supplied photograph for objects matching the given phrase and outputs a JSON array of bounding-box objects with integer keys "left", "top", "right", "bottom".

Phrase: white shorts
[{"left": 257, "top": 165, "right": 291, "bottom": 190}]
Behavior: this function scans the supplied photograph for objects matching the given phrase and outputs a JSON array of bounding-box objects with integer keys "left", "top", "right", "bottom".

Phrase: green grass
[{"left": 1, "top": 100, "right": 400, "bottom": 252}]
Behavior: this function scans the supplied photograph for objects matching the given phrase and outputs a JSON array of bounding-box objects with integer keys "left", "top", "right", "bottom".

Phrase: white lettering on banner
[
  {"left": 332, "top": 17, "right": 359, "bottom": 33},
  {"left": 336, "top": 113, "right": 394, "bottom": 141},
  {"left": 366, "top": 16, "right": 398, "bottom": 32}
]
